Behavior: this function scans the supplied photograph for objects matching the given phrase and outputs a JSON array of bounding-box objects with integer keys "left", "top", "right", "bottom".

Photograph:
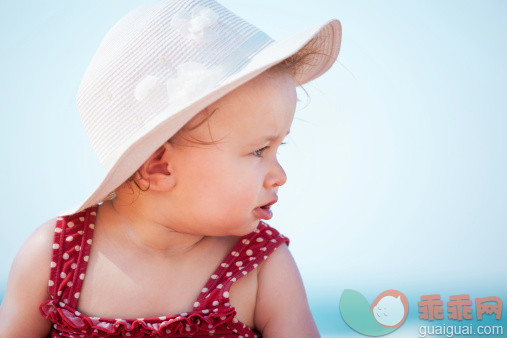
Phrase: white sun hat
[{"left": 62, "top": 0, "right": 342, "bottom": 216}]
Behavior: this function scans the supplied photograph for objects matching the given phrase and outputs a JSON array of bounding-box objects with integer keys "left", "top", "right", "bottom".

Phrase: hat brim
[{"left": 59, "top": 19, "right": 342, "bottom": 216}]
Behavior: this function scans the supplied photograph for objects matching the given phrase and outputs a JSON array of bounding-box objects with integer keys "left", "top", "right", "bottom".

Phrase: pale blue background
[{"left": 1, "top": 1, "right": 505, "bottom": 336}]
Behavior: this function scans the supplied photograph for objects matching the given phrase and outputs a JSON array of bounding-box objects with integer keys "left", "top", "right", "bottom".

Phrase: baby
[{"left": 0, "top": 0, "right": 341, "bottom": 337}]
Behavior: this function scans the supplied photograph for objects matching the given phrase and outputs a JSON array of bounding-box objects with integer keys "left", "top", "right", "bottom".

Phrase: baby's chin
[
  {"left": 205, "top": 219, "right": 260, "bottom": 237},
  {"left": 231, "top": 219, "right": 262, "bottom": 236},
  {"left": 233, "top": 222, "right": 261, "bottom": 237}
]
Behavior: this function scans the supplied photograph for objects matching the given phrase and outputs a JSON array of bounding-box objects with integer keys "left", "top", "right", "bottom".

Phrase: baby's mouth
[
  {"left": 253, "top": 197, "right": 277, "bottom": 220},
  {"left": 260, "top": 199, "right": 277, "bottom": 210}
]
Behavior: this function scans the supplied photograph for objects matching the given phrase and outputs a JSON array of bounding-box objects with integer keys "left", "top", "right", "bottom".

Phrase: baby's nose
[{"left": 266, "top": 160, "right": 287, "bottom": 188}]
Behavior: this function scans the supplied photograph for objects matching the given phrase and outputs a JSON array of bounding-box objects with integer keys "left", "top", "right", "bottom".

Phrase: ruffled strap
[
  {"left": 40, "top": 298, "right": 238, "bottom": 337},
  {"left": 193, "top": 221, "right": 289, "bottom": 334},
  {"left": 47, "top": 205, "right": 97, "bottom": 307}
]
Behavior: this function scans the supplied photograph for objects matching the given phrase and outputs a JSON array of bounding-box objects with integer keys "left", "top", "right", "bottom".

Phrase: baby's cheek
[{"left": 223, "top": 182, "right": 255, "bottom": 207}]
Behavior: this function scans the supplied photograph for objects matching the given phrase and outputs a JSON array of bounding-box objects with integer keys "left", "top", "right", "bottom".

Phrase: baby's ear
[{"left": 137, "top": 142, "right": 175, "bottom": 191}]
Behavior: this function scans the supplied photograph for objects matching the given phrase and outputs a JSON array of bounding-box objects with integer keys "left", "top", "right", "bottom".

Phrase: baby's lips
[
  {"left": 253, "top": 206, "right": 273, "bottom": 220},
  {"left": 260, "top": 196, "right": 278, "bottom": 209}
]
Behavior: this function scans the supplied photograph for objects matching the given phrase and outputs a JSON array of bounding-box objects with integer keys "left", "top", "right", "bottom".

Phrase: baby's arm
[
  {"left": 0, "top": 218, "right": 55, "bottom": 337},
  {"left": 254, "top": 243, "right": 320, "bottom": 337}
]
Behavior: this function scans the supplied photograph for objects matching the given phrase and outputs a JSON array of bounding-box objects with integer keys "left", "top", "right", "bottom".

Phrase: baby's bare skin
[
  {"left": 0, "top": 70, "right": 319, "bottom": 337},
  {"left": 77, "top": 205, "right": 258, "bottom": 328}
]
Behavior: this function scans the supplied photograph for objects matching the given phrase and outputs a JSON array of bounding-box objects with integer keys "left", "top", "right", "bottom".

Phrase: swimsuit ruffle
[{"left": 40, "top": 299, "right": 237, "bottom": 337}]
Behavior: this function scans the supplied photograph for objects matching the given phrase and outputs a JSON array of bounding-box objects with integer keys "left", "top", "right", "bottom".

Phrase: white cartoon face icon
[
  {"left": 372, "top": 295, "right": 404, "bottom": 326},
  {"left": 370, "top": 290, "right": 409, "bottom": 327}
]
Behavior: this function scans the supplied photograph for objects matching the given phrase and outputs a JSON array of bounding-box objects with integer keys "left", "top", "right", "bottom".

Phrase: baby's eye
[
  {"left": 252, "top": 142, "right": 287, "bottom": 157},
  {"left": 252, "top": 146, "right": 269, "bottom": 157}
]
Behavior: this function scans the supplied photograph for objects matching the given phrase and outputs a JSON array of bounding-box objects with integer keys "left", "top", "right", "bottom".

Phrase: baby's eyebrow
[{"left": 249, "top": 130, "right": 290, "bottom": 145}]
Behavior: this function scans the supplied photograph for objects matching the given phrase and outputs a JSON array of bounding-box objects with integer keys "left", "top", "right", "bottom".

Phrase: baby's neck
[{"left": 96, "top": 200, "right": 207, "bottom": 258}]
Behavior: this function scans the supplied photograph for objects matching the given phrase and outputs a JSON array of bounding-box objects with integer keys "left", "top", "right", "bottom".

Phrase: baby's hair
[{"left": 117, "top": 34, "right": 329, "bottom": 198}]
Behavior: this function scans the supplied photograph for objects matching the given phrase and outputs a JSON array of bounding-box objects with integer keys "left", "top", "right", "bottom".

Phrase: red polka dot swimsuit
[{"left": 39, "top": 205, "right": 290, "bottom": 337}]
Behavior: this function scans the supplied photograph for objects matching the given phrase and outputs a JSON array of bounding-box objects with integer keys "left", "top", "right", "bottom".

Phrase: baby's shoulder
[
  {"left": 11, "top": 218, "right": 56, "bottom": 285},
  {"left": 34, "top": 217, "right": 58, "bottom": 241},
  {"left": 0, "top": 218, "right": 57, "bottom": 333},
  {"left": 30, "top": 217, "right": 58, "bottom": 255},
  {"left": 4, "top": 217, "right": 57, "bottom": 301},
  {"left": 253, "top": 226, "right": 318, "bottom": 336}
]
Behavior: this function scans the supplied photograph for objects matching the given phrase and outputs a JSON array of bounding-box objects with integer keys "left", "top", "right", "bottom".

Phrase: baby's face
[{"left": 165, "top": 70, "right": 297, "bottom": 236}]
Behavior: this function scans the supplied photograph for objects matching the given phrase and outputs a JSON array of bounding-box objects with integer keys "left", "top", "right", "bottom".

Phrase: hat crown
[{"left": 76, "top": 0, "right": 274, "bottom": 169}]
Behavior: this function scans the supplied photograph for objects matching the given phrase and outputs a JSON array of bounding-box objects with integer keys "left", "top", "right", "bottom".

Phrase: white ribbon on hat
[
  {"left": 133, "top": 30, "right": 274, "bottom": 113},
  {"left": 171, "top": 5, "right": 220, "bottom": 43}
]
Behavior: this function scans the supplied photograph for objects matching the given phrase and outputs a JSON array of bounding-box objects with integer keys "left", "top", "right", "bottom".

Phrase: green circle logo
[{"left": 339, "top": 289, "right": 409, "bottom": 336}]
